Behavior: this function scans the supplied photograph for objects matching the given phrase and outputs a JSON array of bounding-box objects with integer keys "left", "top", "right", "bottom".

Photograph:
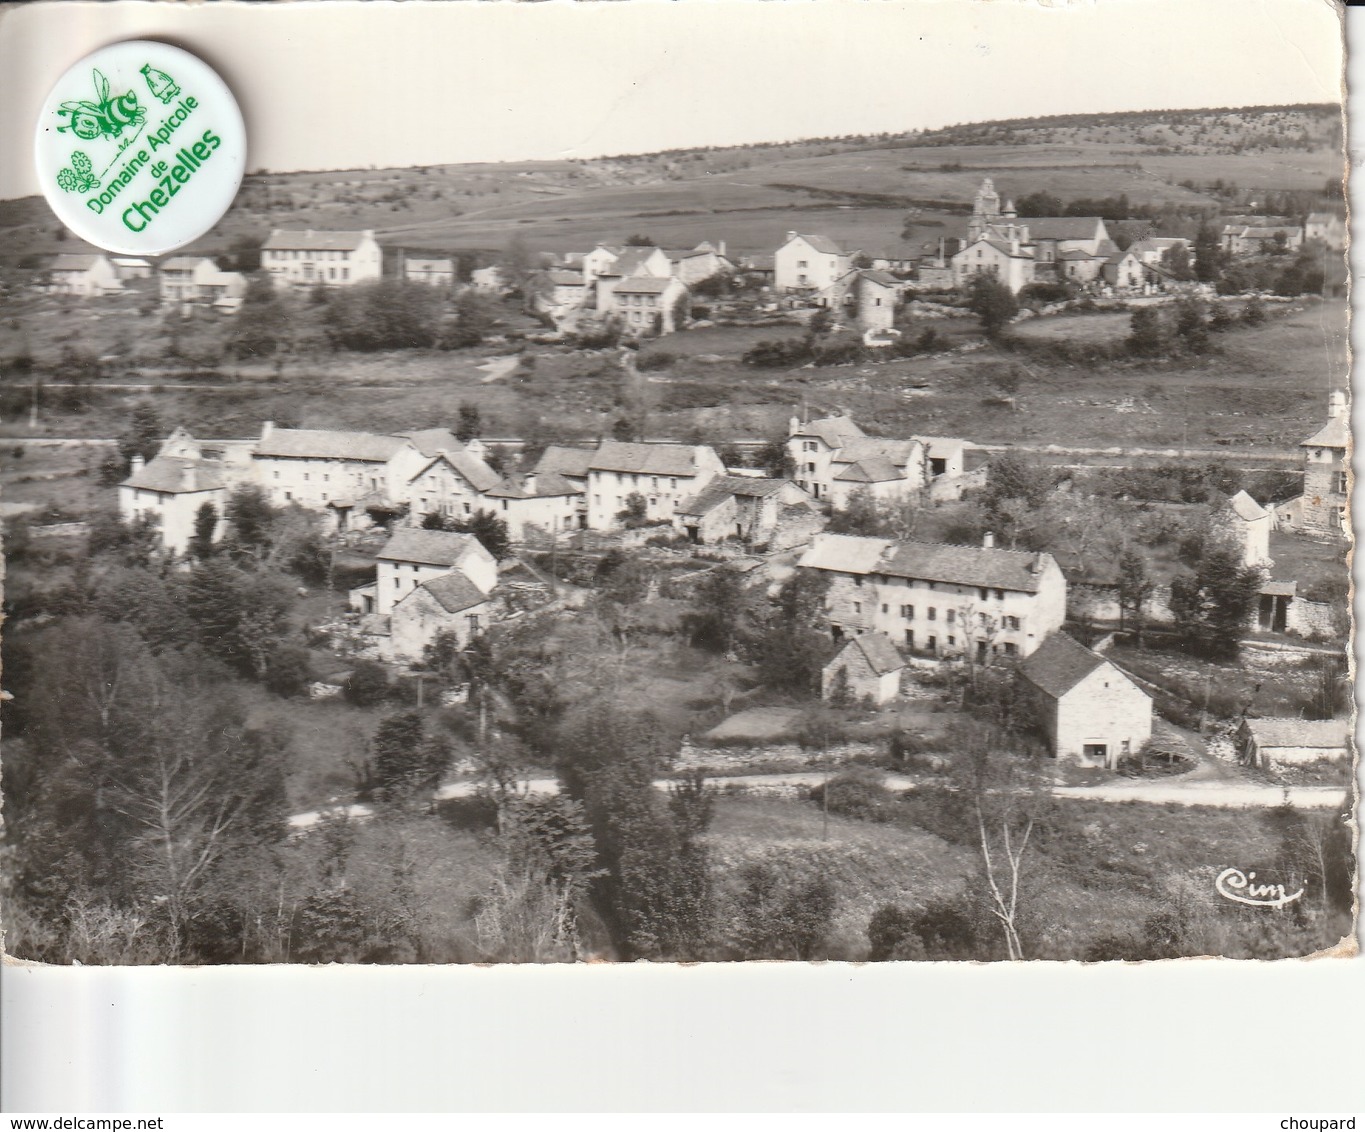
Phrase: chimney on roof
[
  {"left": 262, "top": 420, "right": 274, "bottom": 439},
  {"left": 718, "top": 240, "right": 727, "bottom": 258},
  {"left": 785, "top": 231, "right": 798, "bottom": 243},
  {"left": 182, "top": 462, "right": 195, "bottom": 490},
  {"left": 524, "top": 472, "right": 537, "bottom": 495},
  {"left": 1030, "top": 553, "right": 1044, "bottom": 574},
  {"left": 982, "top": 531, "right": 995, "bottom": 549},
  {"left": 1328, "top": 390, "right": 1346, "bottom": 419},
  {"left": 789, "top": 415, "right": 801, "bottom": 437},
  {"left": 131, "top": 453, "right": 145, "bottom": 475}
]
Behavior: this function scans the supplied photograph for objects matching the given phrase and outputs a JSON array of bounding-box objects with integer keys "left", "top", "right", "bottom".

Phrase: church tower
[{"left": 968, "top": 178, "right": 1002, "bottom": 243}]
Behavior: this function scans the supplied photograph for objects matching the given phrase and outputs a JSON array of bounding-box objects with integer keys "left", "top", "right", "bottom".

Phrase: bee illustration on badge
[{"left": 57, "top": 69, "right": 146, "bottom": 142}]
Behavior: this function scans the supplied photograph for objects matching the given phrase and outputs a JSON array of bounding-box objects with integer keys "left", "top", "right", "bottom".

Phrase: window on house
[
  {"left": 797, "top": 260, "right": 808, "bottom": 268},
  {"left": 978, "top": 612, "right": 988, "bottom": 627},
  {"left": 946, "top": 609, "right": 955, "bottom": 624},
  {"left": 927, "top": 608, "right": 936, "bottom": 621},
  {"left": 284, "top": 491, "right": 292, "bottom": 500},
  {"left": 1004, "top": 616, "right": 1020, "bottom": 631},
  {"left": 303, "top": 473, "right": 310, "bottom": 482},
  {"left": 947, "top": 636, "right": 955, "bottom": 647},
  {"left": 979, "top": 587, "right": 988, "bottom": 601},
  {"left": 901, "top": 605, "right": 914, "bottom": 619},
  {"left": 881, "top": 604, "right": 888, "bottom": 614},
  {"left": 995, "top": 589, "right": 1005, "bottom": 601},
  {"left": 273, "top": 471, "right": 279, "bottom": 480},
  {"left": 1003, "top": 642, "right": 1018, "bottom": 657},
  {"left": 854, "top": 576, "right": 863, "bottom": 587},
  {"left": 1334, "top": 471, "right": 1348, "bottom": 494},
  {"left": 853, "top": 601, "right": 862, "bottom": 614}
]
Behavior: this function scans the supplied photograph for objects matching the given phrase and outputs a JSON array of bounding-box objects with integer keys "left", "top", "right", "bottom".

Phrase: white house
[
  {"left": 952, "top": 233, "right": 1035, "bottom": 294},
  {"left": 405, "top": 448, "right": 502, "bottom": 526},
  {"left": 1304, "top": 213, "right": 1346, "bottom": 250},
  {"left": 159, "top": 257, "right": 247, "bottom": 308},
  {"left": 369, "top": 528, "right": 498, "bottom": 617},
  {"left": 774, "top": 232, "right": 857, "bottom": 295},
  {"left": 1221, "top": 490, "right": 1272, "bottom": 569},
  {"left": 110, "top": 257, "right": 153, "bottom": 281},
  {"left": 252, "top": 423, "right": 427, "bottom": 529},
  {"left": 1103, "top": 247, "right": 1146, "bottom": 291},
  {"left": 49, "top": 254, "right": 122, "bottom": 296},
  {"left": 404, "top": 257, "right": 455, "bottom": 287},
  {"left": 798, "top": 533, "right": 1067, "bottom": 662},
  {"left": 585, "top": 441, "right": 726, "bottom": 530},
  {"left": 601, "top": 275, "right": 690, "bottom": 336},
  {"left": 119, "top": 452, "right": 228, "bottom": 556},
  {"left": 261, "top": 229, "right": 382, "bottom": 288},
  {"left": 1020, "top": 632, "right": 1153, "bottom": 768},
  {"left": 787, "top": 414, "right": 970, "bottom": 504},
  {"left": 664, "top": 241, "right": 734, "bottom": 285},
  {"left": 481, "top": 471, "right": 583, "bottom": 540}
]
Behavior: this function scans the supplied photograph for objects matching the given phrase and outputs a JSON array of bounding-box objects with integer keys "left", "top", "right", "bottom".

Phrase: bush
[
  {"left": 636, "top": 351, "right": 676, "bottom": 371},
  {"left": 742, "top": 337, "right": 813, "bottom": 368},
  {"left": 1017, "top": 281, "right": 1074, "bottom": 305},
  {"left": 344, "top": 659, "right": 392, "bottom": 707},
  {"left": 808, "top": 768, "right": 897, "bottom": 823},
  {"left": 264, "top": 642, "right": 312, "bottom": 698}
]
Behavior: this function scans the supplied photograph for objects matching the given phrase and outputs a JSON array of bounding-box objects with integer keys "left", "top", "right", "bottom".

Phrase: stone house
[
  {"left": 1304, "top": 212, "right": 1346, "bottom": 250},
  {"left": 798, "top": 533, "right": 1067, "bottom": 662},
  {"left": 1275, "top": 391, "right": 1349, "bottom": 537},
  {"left": 952, "top": 234, "right": 1034, "bottom": 294},
  {"left": 405, "top": 448, "right": 502, "bottom": 527},
  {"left": 533, "top": 446, "right": 595, "bottom": 527},
  {"left": 787, "top": 414, "right": 970, "bottom": 504},
  {"left": 404, "top": 257, "right": 455, "bottom": 287},
  {"left": 365, "top": 528, "right": 498, "bottom": 617},
  {"left": 1239, "top": 717, "right": 1350, "bottom": 769},
  {"left": 774, "top": 232, "right": 857, "bottom": 295},
  {"left": 542, "top": 269, "right": 590, "bottom": 314},
  {"left": 585, "top": 441, "right": 725, "bottom": 530},
  {"left": 388, "top": 572, "right": 495, "bottom": 664},
  {"left": 674, "top": 475, "right": 819, "bottom": 548},
  {"left": 1103, "top": 247, "right": 1146, "bottom": 290},
  {"left": 1220, "top": 224, "right": 1304, "bottom": 257},
  {"left": 49, "top": 253, "right": 122, "bottom": 296},
  {"left": 664, "top": 241, "right": 734, "bottom": 285},
  {"left": 827, "top": 437, "right": 926, "bottom": 508},
  {"left": 821, "top": 631, "right": 906, "bottom": 705},
  {"left": 601, "top": 275, "right": 690, "bottom": 336},
  {"left": 470, "top": 265, "right": 513, "bottom": 295},
  {"left": 818, "top": 268, "right": 903, "bottom": 330},
  {"left": 1019, "top": 632, "right": 1153, "bottom": 768},
  {"left": 252, "top": 423, "right": 428, "bottom": 530},
  {"left": 481, "top": 471, "right": 583, "bottom": 540},
  {"left": 261, "top": 229, "right": 382, "bottom": 288}
]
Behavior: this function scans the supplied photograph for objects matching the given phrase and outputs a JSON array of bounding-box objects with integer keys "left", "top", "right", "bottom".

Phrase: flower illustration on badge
[
  {"left": 55, "top": 151, "right": 100, "bottom": 194},
  {"left": 57, "top": 69, "right": 146, "bottom": 142},
  {"left": 141, "top": 64, "right": 181, "bottom": 105}
]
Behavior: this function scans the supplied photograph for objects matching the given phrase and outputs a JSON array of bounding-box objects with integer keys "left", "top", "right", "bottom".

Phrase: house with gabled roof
[
  {"left": 49, "top": 253, "right": 122, "bottom": 296},
  {"left": 1304, "top": 212, "right": 1346, "bottom": 250},
  {"left": 663, "top": 241, "right": 734, "bottom": 285},
  {"left": 110, "top": 256, "right": 154, "bottom": 281},
  {"left": 798, "top": 532, "right": 1066, "bottom": 662},
  {"left": 160, "top": 257, "right": 247, "bottom": 309},
  {"left": 822, "top": 631, "right": 906, "bottom": 705},
  {"left": 1274, "top": 391, "right": 1350, "bottom": 537},
  {"left": 252, "top": 422, "right": 427, "bottom": 528},
  {"left": 1103, "top": 246, "right": 1146, "bottom": 291},
  {"left": 674, "top": 475, "right": 819, "bottom": 548},
  {"left": 389, "top": 571, "right": 495, "bottom": 663},
  {"left": 365, "top": 528, "right": 498, "bottom": 616},
  {"left": 1020, "top": 632, "right": 1152, "bottom": 767},
  {"left": 406, "top": 448, "right": 502, "bottom": 527},
  {"left": 119, "top": 450, "right": 228, "bottom": 556},
  {"left": 481, "top": 470, "right": 583, "bottom": 540},
  {"left": 1220, "top": 224, "right": 1303, "bottom": 257},
  {"left": 786, "top": 413, "right": 970, "bottom": 504},
  {"left": 952, "top": 233, "right": 1034, "bottom": 294},
  {"left": 600, "top": 274, "right": 690, "bottom": 336},
  {"left": 775, "top": 232, "right": 857, "bottom": 295},
  {"left": 585, "top": 441, "right": 725, "bottom": 529},
  {"left": 261, "top": 229, "right": 382, "bottom": 287},
  {"left": 828, "top": 437, "right": 926, "bottom": 508},
  {"left": 1220, "top": 490, "right": 1272, "bottom": 568},
  {"left": 404, "top": 257, "right": 455, "bottom": 287}
]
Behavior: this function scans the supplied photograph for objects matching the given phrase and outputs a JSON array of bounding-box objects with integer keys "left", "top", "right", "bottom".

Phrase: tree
[
  {"left": 345, "top": 659, "right": 392, "bottom": 707},
  {"left": 1193, "top": 223, "right": 1224, "bottom": 283},
  {"left": 731, "top": 862, "right": 836, "bottom": 960},
  {"left": 455, "top": 401, "right": 482, "bottom": 443},
  {"left": 1168, "top": 539, "right": 1264, "bottom": 660},
  {"left": 368, "top": 710, "right": 452, "bottom": 805},
  {"left": 754, "top": 571, "right": 834, "bottom": 696},
  {"left": 223, "top": 484, "right": 277, "bottom": 561},
  {"left": 453, "top": 509, "right": 511, "bottom": 560},
  {"left": 1117, "top": 548, "right": 1155, "bottom": 646},
  {"left": 618, "top": 491, "right": 648, "bottom": 526},
  {"left": 1174, "top": 297, "right": 1211, "bottom": 355},
  {"left": 1126, "top": 307, "right": 1164, "bottom": 356},
  {"left": 188, "top": 502, "right": 218, "bottom": 561},
  {"left": 264, "top": 642, "right": 312, "bottom": 698},
  {"left": 442, "top": 291, "right": 495, "bottom": 350},
  {"left": 624, "top": 234, "right": 656, "bottom": 247},
  {"left": 230, "top": 276, "right": 291, "bottom": 358},
  {"left": 323, "top": 279, "right": 440, "bottom": 350},
  {"left": 1014, "top": 191, "right": 1064, "bottom": 217},
  {"left": 685, "top": 566, "right": 754, "bottom": 655},
  {"left": 966, "top": 274, "right": 1019, "bottom": 338},
  {"left": 118, "top": 402, "right": 164, "bottom": 470},
  {"left": 757, "top": 434, "right": 796, "bottom": 479},
  {"left": 182, "top": 559, "right": 293, "bottom": 679},
  {"left": 1241, "top": 296, "right": 1267, "bottom": 326},
  {"left": 1162, "top": 242, "right": 1194, "bottom": 281},
  {"left": 981, "top": 451, "right": 1054, "bottom": 535}
]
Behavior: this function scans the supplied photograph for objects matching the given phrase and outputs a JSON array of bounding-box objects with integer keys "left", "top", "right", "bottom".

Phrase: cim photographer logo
[{"left": 1215, "top": 867, "right": 1304, "bottom": 908}]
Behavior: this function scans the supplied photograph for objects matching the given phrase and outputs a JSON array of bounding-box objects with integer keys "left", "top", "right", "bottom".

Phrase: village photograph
[{"left": 0, "top": 1, "right": 1353, "bottom": 967}]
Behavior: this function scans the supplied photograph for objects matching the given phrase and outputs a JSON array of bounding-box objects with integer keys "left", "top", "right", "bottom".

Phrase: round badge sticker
[{"left": 35, "top": 41, "right": 246, "bottom": 256}]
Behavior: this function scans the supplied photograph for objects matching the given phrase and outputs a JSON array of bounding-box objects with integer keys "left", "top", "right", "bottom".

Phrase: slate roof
[
  {"left": 405, "top": 258, "right": 453, "bottom": 272},
  {"left": 602, "top": 247, "right": 665, "bottom": 277},
  {"left": 256, "top": 428, "right": 410, "bottom": 463},
  {"left": 413, "top": 572, "right": 490, "bottom": 615},
  {"left": 1020, "top": 632, "right": 1110, "bottom": 699},
  {"left": 788, "top": 233, "right": 846, "bottom": 255},
  {"left": 1022, "top": 217, "right": 1106, "bottom": 241},
  {"left": 589, "top": 441, "right": 708, "bottom": 477},
  {"left": 263, "top": 229, "right": 373, "bottom": 251},
  {"left": 980, "top": 237, "right": 1034, "bottom": 260},
  {"left": 121, "top": 455, "right": 226, "bottom": 494},
  {"left": 878, "top": 541, "right": 1054, "bottom": 593},
  {"left": 377, "top": 528, "right": 487, "bottom": 568},
  {"left": 161, "top": 256, "right": 210, "bottom": 272},
  {"left": 1243, "top": 717, "right": 1350, "bottom": 750},
  {"left": 835, "top": 455, "right": 903, "bottom": 483},
  {"left": 410, "top": 450, "right": 501, "bottom": 493},
  {"left": 51, "top": 254, "right": 107, "bottom": 271},
  {"left": 534, "top": 445, "right": 595, "bottom": 479},
  {"left": 838, "top": 437, "right": 920, "bottom": 467},
  {"left": 798, "top": 534, "right": 892, "bottom": 574},
  {"left": 395, "top": 428, "right": 463, "bottom": 458},
  {"left": 1260, "top": 580, "right": 1298, "bottom": 597},
  {"left": 1057, "top": 248, "right": 1096, "bottom": 261},
  {"left": 1241, "top": 226, "right": 1302, "bottom": 240},
  {"left": 1302, "top": 414, "right": 1349, "bottom": 449},
  {"left": 613, "top": 276, "right": 674, "bottom": 294},
  {"left": 838, "top": 631, "right": 905, "bottom": 677},
  {"left": 548, "top": 270, "right": 587, "bottom": 286},
  {"left": 483, "top": 471, "right": 581, "bottom": 499},
  {"left": 858, "top": 269, "right": 901, "bottom": 287},
  {"left": 676, "top": 475, "right": 795, "bottom": 515},
  {"left": 1228, "top": 490, "right": 1269, "bottom": 522},
  {"left": 793, "top": 415, "right": 867, "bottom": 448}
]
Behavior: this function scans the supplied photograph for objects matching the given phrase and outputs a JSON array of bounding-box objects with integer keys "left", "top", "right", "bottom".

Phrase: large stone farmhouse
[
  {"left": 952, "top": 179, "right": 1116, "bottom": 294},
  {"left": 774, "top": 232, "right": 858, "bottom": 295},
  {"left": 787, "top": 413, "right": 972, "bottom": 504},
  {"left": 1020, "top": 633, "right": 1153, "bottom": 768},
  {"left": 798, "top": 533, "right": 1067, "bottom": 662},
  {"left": 584, "top": 441, "right": 726, "bottom": 530},
  {"left": 261, "top": 229, "right": 383, "bottom": 288},
  {"left": 363, "top": 527, "right": 499, "bottom": 617},
  {"left": 674, "top": 475, "right": 821, "bottom": 549}
]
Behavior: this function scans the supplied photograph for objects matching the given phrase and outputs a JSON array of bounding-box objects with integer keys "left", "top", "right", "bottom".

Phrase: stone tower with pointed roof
[
  {"left": 1300, "top": 390, "right": 1350, "bottom": 535},
  {"left": 968, "top": 178, "right": 1003, "bottom": 244}
]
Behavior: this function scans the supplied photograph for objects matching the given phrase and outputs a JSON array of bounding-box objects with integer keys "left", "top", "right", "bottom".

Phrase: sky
[{"left": 0, "top": 0, "right": 1345, "bottom": 199}]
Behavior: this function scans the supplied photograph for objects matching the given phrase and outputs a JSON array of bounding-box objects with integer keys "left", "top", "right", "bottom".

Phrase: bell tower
[{"left": 968, "top": 178, "right": 1002, "bottom": 243}]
